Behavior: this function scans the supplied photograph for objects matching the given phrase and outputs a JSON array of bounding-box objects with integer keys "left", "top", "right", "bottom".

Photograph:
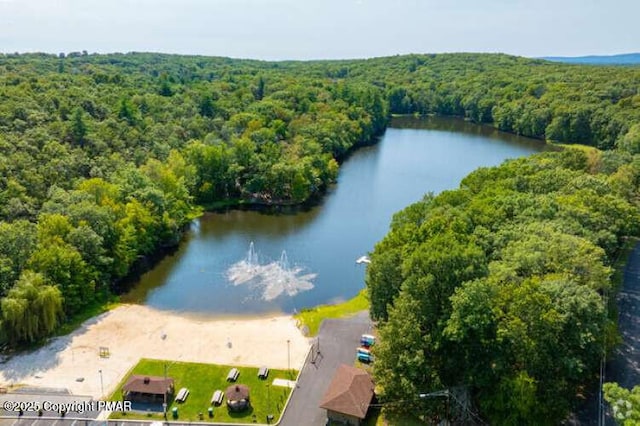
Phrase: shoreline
[
  {"left": 77, "top": 114, "right": 550, "bottom": 336},
  {"left": 0, "top": 304, "right": 310, "bottom": 399}
]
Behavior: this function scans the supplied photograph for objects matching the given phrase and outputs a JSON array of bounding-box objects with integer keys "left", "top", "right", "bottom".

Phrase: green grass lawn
[
  {"left": 294, "top": 289, "right": 370, "bottom": 336},
  {"left": 108, "top": 358, "right": 296, "bottom": 423}
]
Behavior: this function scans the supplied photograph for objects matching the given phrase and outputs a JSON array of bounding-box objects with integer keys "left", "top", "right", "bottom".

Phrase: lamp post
[
  {"left": 98, "top": 370, "right": 104, "bottom": 399},
  {"left": 161, "top": 331, "right": 168, "bottom": 420},
  {"left": 163, "top": 363, "right": 168, "bottom": 420},
  {"left": 287, "top": 339, "right": 291, "bottom": 375},
  {"left": 266, "top": 384, "right": 273, "bottom": 424}
]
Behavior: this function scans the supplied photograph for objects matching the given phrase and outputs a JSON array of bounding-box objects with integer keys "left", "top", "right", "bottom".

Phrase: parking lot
[
  {"left": 279, "top": 311, "right": 374, "bottom": 426},
  {"left": 0, "top": 390, "right": 100, "bottom": 426}
]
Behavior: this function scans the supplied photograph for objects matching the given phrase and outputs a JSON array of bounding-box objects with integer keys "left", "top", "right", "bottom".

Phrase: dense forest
[
  {"left": 1, "top": 52, "right": 640, "bottom": 423},
  {"left": 367, "top": 149, "right": 640, "bottom": 424}
]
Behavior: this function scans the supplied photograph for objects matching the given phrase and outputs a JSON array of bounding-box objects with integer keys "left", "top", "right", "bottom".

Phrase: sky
[{"left": 0, "top": 0, "right": 638, "bottom": 60}]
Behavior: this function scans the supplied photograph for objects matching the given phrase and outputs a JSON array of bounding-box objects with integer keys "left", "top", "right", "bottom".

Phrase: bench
[
  {"left": 227, "top": 368, "right": 239, "bottom": 382},
  {"left": 211, "top": 389, "right": 224, "bottom": 405}
]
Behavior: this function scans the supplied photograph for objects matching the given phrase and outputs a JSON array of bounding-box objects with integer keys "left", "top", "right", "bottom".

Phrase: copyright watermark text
[{"left": 2, "top": 399, "right": 131, "bottom": 414}]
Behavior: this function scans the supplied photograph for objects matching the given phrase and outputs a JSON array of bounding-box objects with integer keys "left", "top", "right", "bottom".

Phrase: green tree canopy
[{"left": 1, "top": 270, "right": 63, "bottom": 344}]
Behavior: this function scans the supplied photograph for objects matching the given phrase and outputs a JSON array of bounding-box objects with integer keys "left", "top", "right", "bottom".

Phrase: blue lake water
[{"left": 122, "top": 116, "right": 546, "bottom": 316}]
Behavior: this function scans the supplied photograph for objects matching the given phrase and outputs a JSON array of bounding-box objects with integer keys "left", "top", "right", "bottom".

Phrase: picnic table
[
  {"left": 211, "top": 389, "right": 224, "bottom": 405},
  {"left": 227, "top": 368, "right": 239, "bottom": 382},
  {"left": 258, "top": 366, "right": 269, "bottom": 379},
  {"left": 175, "top": 387, "right": 189, "bottom": 403}
]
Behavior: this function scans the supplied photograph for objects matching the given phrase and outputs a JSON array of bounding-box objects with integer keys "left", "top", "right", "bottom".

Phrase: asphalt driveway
[{"left": 279, "top": 311, "right": 374, "bottom": 426}]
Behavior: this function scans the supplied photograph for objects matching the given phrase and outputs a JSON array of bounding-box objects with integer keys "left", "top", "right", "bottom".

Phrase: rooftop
[
  {"left": 225, "top": 384, "right": 250, "bottom": 401},
  {"left": 319, "top": 364, "right": 374, "bottom": 419},
  {"left": 122, "top": 375, "right": 174, "bottom": 396}
]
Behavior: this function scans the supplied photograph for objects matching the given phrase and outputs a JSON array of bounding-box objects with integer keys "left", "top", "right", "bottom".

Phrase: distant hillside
[{"left": 541, "top": 53, "right": 640, "bottom": 65}]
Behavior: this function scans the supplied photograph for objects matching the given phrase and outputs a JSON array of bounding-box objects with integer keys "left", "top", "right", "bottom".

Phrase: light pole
[
  {"left": 98, "top": 370, "right": 104, "bottom": 399},
  {"left": 163, "top": 362, "right": 168, "bottom": 420},
  {"left": 266, "top": 384, "right": 273, "bottom": 424},
  {"left": 161, "top": 331, "right": 168, "bottom": 420},
  {"left": 287, "top": 339, "right": 291, "bottom": 375}
]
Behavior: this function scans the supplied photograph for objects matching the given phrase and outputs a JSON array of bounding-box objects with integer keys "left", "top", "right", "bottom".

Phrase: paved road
[
  {"left": 567, "top": 241, "right": 640, "bottom": 425},
  {"left": 1, "top": 421, "right": 170, "bottom": 426},
  {"left": 0, "top": 392, "right": 100, "bottom": 425},
  {"left": 601, "top": 241, "right": 640, "bottom": 424},
  {"left": 1, "top": 419, "right": 101, "bottom": 426},
  {"left": 1, "top": 418, "right": 248, "bottom": 426},
  {"left": 279, "top": 311, "right": 373, "bottom": 426},
  {"left": 607, "top": 242, "right": 640, "bottom": 389}
]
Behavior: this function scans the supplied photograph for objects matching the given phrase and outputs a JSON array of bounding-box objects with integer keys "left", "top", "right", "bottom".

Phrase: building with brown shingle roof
[
  {"left": 122, "top": 375, "right": 174, "bottom": 403},
  {"left": 319, "top": 364, "right": 375, "bottom": 425}
]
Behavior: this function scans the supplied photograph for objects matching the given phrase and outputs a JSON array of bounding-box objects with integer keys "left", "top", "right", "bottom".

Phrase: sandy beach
[{"left": 0, "top": 304, "right": 310, "bottom": 399}]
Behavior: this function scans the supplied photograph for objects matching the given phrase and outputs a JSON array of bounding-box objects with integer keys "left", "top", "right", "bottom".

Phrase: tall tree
[
  {"left": 1, "top": 271, "right": 63, "bottom": 344},
  {"left": 69, "top": 107, "right": 87, "bottom": 147}
]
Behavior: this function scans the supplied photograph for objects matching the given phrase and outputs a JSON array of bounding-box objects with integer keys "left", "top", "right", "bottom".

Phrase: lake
[{"left": 122, "top": 116, "right": 546, "bottom": 315}]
